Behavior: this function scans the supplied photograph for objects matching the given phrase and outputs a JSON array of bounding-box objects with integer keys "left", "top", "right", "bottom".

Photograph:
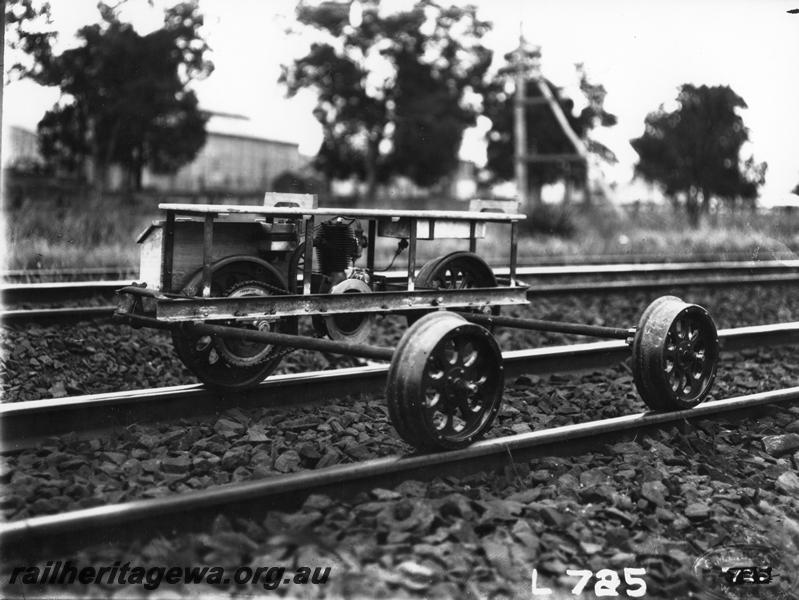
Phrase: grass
[
  {"left": 3, "top": 194, "right": 799, "bottom": 273},
  {"left": 3, "top": 196, "right": 156, "bottom": 271}
]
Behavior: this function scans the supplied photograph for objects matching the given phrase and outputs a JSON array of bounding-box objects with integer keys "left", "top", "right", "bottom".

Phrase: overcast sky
[{"left": 3, "top": 0, "right": 798, "bottom": 203}]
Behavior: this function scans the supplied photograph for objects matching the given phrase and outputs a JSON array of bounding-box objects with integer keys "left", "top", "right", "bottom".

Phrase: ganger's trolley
[{"left": 116, "top": 194, "right": 719, "bottom": 451}]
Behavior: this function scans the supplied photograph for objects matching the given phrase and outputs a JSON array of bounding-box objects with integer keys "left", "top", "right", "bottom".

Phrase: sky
[{"left": 3, "top": 0, "right": 799, "bottom": 204}]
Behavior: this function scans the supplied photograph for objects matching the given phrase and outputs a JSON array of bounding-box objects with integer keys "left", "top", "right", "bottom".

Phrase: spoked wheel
[
  {"left": 406, "top": 251, "right": 499, "bottom": 326},
  {"left": 172, "top": 268, "right": 297, "bottom": 391},
  {"left": 632, "top": 295, "right": 719, "bottom": 411},
  {"left": 387, "top": 311, "right": 504, "bottom": 451}
]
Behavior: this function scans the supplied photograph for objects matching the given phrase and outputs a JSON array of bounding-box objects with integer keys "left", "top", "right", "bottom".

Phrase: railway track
[
  {"left": 4, "top": 321, "right": 798, "bottom": 452},
  {"left": 4, "top": 383, "right": 797, "bottom": 562},
  {"left": 2, "top": 268, "right": 799, "bottom": 324},
  {"left": 5, "top": 254, "right": 797, "bottom": 283},
  {"left": 2, "top": 259, "right": 799, "bottom": 302}
]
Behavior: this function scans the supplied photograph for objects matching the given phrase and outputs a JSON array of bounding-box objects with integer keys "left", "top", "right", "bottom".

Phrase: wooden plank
[
  {"left": 158, "top": 204, "right": 526, "bottom": 223},
  {"left": 168, "top": 220, "right": 270, "bottom": 291}
]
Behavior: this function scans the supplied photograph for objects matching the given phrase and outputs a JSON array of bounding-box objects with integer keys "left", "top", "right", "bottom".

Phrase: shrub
[{"left": 521, "top": 202, "right": 577, "bottom": 238}]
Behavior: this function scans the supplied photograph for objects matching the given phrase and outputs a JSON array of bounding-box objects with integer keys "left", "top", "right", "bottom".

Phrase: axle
[
  {"left": 115, "top": 313, "right": 395, "bottom": 361},
  {"left": 456, "top": 311, "right": 635, "bottom": 341}
]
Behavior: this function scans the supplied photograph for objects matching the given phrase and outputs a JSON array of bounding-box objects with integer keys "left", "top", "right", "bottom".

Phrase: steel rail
[
  {"left": 3, "top": 321, "right": 798, "bottom": 453},
  {"left": 4, "top": 384, "right": 798, "bottom": 561},
  {"left": 3, "top": 272, "right": 799, "bottom": 324},
  {"left": 521, "top": 273, "right": 799, "bottom": 295},
  {"left": 4, "top": 254, "right": 797, "bottom": 282},
  {"left": 0, "top": 307, "right": 116, "bottom": 324},
  {"left": 3, "top": 261, "right": 799, "bottom": 304}
]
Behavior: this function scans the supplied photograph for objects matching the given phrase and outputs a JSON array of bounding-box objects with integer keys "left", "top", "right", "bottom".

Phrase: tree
[
  {"left": 281, "top": 0, "right": 492, "bottom": 202},
  {"left": 17, "top": 1, "right": 213, "bottom": 191},
  {"left": 4, "top": 0, "right": 54, "bottom": 81},
  {"left": 630, "top": 84, "right": 766, "bottom": 226},
  {"left": 483, "top": 56, "right": 617, "bottom": 206}
]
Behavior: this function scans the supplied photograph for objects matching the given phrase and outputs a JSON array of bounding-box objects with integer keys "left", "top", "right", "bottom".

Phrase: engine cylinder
[{"left": 314, "top": 218, "right": 361, "bottom": 274}]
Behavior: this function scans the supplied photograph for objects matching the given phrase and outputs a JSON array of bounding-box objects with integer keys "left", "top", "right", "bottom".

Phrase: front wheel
[{"left": 387, "top": 311, "right": 504, "bottom": 451}]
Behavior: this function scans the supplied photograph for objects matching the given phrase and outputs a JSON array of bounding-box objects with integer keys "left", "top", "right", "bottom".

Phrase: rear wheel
[{"left": 172, "top": 265, "right": 296, "bottom": 391}]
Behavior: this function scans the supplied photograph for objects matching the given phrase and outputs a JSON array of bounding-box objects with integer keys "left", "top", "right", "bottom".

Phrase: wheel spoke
[
  {"left": 456, "top": 338, "right": 477, "bottom": 367},
  {"left": 446, "top": 269, "right": 457, "bottom": 288},
  {"left": 431, "top": 411, "right": 451, "bottom": 433},
  {"left": 424, "top": 388, "right": 441, "bottom": 409},
  {"left": 687, "top": 372, "right": 703, "bottom": 394},
  {"left": 436, "top": 339, "right": 458, "bottom": 366},
  {"left": 691, "top": 332, "right": 704, "bottom": 351},
  {"left": 455, "top": 394, "right": 473, "bottom": 419}
]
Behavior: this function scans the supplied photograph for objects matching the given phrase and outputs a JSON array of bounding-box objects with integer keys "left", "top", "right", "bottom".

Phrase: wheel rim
[
  {"left": 661, "top": 306, "right": 717, "bottom": 403},
  {"left": 421, "top": 326, "right": 500, "bottom": 441}
]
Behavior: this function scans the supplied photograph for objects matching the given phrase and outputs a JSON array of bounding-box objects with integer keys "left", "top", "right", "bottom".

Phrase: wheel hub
[
  {"left": 444, "top": 367, "right": 476, "bottom": 404},
  {"left": 214, "top": 282, "right": 279, "bottom": 367},
  {"left": 677, "top": 340, "right": 693, "bottom": 365}
]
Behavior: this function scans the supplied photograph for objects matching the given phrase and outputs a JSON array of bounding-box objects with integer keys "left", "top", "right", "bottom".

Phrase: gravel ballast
[
  {"left": 2, "top": 344, "right": 797, "bottom": 523},
  {"left": 3, "top": 405, "right": 798, "bottom": 599},
  {"left": 2, "top": 283, "right": 798, "bottom": 599},
  {"left": 2, "top": 284, "right": 798, "bottom": 403}
]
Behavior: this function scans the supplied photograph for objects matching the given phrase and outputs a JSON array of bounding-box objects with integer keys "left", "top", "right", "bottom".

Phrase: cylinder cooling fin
[{"left": 314, "top": 217, "right": 363, "bottom": 275}]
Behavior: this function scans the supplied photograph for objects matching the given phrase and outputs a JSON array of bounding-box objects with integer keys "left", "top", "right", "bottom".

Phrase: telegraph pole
[
  {"left": 513, "top": 28, "right": 592, "bottom": 209},
  {"left": 513, "top": 29, "right": 529, "bottom": 211}
]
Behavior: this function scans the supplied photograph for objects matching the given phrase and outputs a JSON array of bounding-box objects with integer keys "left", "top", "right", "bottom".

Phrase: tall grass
[
  {"left": 3, "top": 194, "right": 798, "bottom": 272},
  {"left": 3, "top": 197, "right": 156, "bottom": 270}
]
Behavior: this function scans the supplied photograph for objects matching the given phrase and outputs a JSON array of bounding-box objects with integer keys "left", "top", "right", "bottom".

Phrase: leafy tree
[
  {"left": 281, "top": 0, "right": 492, "bottom": 202},
  {"left": 483, "top": 55, "right": 617, "bottom": 207},
  {"left": 17, "top": 1, "right": 213, "bottom": 191},
  {"left": 4, "top": 0, "right": 54, "bottom": 80},
  {"left": 791, "top": 182, "right": 799, "bottom": 196},
  {"left": 630, "top": 84, "right": 766, "bottom": 226}
]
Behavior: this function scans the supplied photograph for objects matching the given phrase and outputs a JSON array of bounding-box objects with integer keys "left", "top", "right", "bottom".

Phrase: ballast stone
[{"left": 762, "top": 433, "right": 799, "bottom": 457}]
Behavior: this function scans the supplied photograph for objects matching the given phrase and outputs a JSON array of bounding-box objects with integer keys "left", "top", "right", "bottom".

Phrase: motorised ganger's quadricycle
[{"left": 115, "top": 193, "right": 720, "bottom": 451}]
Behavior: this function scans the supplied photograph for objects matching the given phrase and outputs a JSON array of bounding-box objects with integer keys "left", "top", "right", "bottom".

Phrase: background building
[
  {"left": 2, "top": 114, "right": 309, "bottom": 194},
  {"left": 142, "top": 115, "right": 308, "bottom": 193}
]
